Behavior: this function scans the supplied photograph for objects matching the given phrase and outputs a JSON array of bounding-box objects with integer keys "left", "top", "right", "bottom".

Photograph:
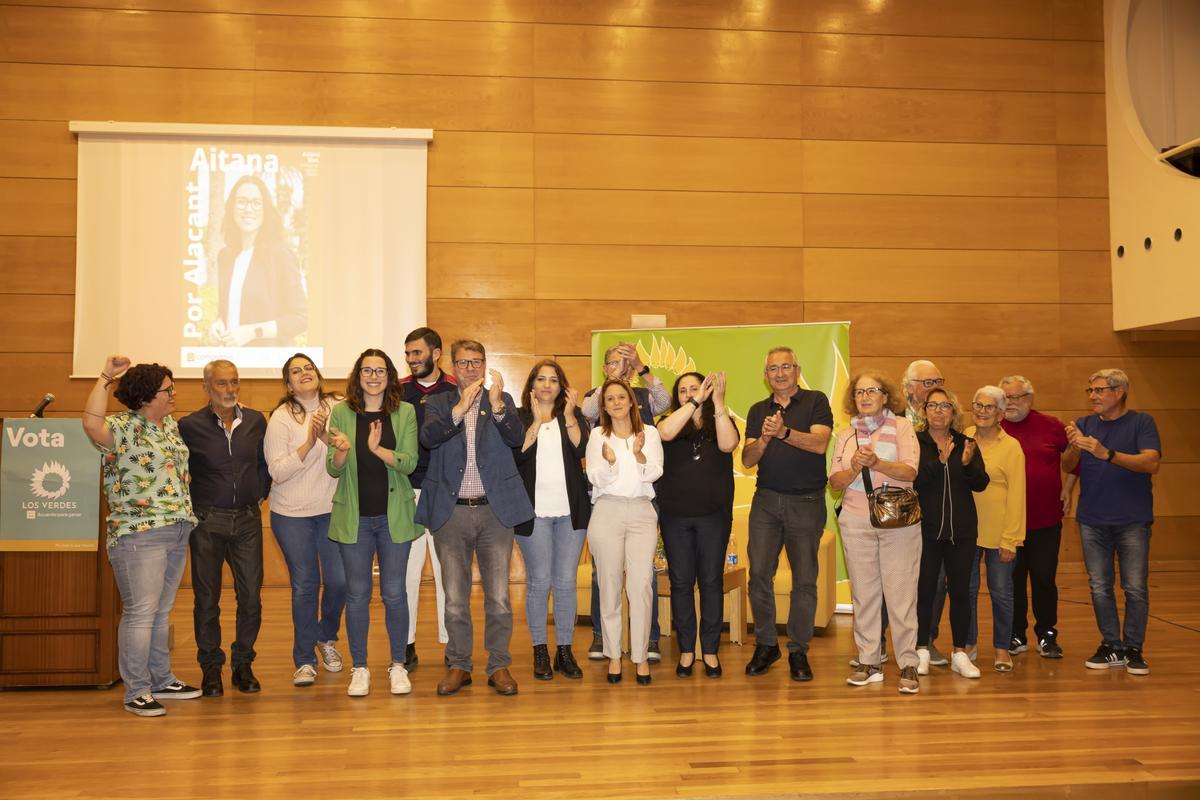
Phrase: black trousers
[
  {"left": 190, "top": 505, "right": 264, "bottom": 667},
  {"left": 1012, "top": 523, "right": 1062, "bottom": 641},
  {"left": 917, "top": 537, "right": 974, "bottom": 649},
  {"left": 660, "top": 511, "right": 732, "bottom": 655}
]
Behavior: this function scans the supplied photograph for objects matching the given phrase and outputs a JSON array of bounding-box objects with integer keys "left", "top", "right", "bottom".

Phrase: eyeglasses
[
  {"left": 453, "top": 359, "right": 484, "bottom": 370},
  {"left": 972, "top": 402, "right": 997, "bottom": 413},
  {"left": 765, "top": 363, "right": 797, "bottom": 374},
  {"left": 604, "top": 360, "right": 624, "bottom": 370},
  {"left": 853, "top": 387, "right": 884, "bottom": 398},
  {"left": 359, "top": 367, "right": 388, "bottom": 378},
  {"left": 156, "top": 384, "right": 177, "bottom": 396},
  {"left": 288, "top": 364, "right": 317, "bottom": 377},
  {"left": 1004, "top": 392, "right": 1031, "bottom": 402},
  {"left": 925, "top": 401, "right": 954, "bottom": 412},
  {"left": 235, "top": 197, "right": 263, "bottom": 211},
  {"left": 915, "top": 378, "right": 945, "bottom": 389},
  {"left": 1085, "top": 386, "right": 1116, "bottom": 395}
]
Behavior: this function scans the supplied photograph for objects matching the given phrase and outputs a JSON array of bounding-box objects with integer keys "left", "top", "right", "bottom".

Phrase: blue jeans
[
  {"left": 591, "top": 559, "right": 661, "bottom": 640},
  {"left": 517, "top": 516, "right": 586, "bottom": 647},
  {"left": 106, "top": 522, "right": 193, "bottom": 703},
  {"left": 1079, "top": 523, "right": 1151, "bottom": 649},
  {"left": 967, "top": 546, "right": 1016, "bottom": 650},
  {"left": 337, "top": 515, "right": 412, "bottom": 667},
  {"left": 271, "top": 512, "right": 347, "bottom": 667}
]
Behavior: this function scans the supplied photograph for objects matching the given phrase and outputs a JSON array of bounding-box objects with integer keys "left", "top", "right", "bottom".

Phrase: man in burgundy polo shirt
[{"left": 999, "top": 375, "right": 1068, "bottom": 658}]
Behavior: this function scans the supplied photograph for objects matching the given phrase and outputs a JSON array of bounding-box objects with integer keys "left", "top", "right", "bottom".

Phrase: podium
[{"left": 0, "top": 418, "right": 119, "bottom": 688}]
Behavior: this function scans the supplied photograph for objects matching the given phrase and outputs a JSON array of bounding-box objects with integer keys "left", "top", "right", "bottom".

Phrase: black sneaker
[
  {"left": 124, "top": 694, "right": 166, "bottom": 717},
  {"left": 1085, "top": 643, "right": 1127, "bottom": 670},
  {"left": 587, "top": 633, "right": 605, "bottom": 661},
  {"left": 646, "top": 640, "right": 661, "bottom": 663},
  {"left": 151, "top": 681, "right": 202, "bottom": 700},
  {"left": 1124, "top": 647, "right": 1150, "bottom": 675},
  {"left": 1008, "top": 635, "right": 1028, "bottom": 655},
  {"left": 1036, "top": 630, "right": 1063, "bottom": 659},
  {"left": 404, "top": 642, "right": 418, "bottom": 672}
]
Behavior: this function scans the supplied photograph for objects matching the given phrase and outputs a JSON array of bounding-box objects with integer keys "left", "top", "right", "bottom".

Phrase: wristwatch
[
  {"left": 688, "top": 398, "right": 701, "bottom": 409},
  {"left": 1105, "top": 448, "right": 1117, "bottom": 462},
  {"left": 638, "top": 366, "right": 650, "bottom": 377}
]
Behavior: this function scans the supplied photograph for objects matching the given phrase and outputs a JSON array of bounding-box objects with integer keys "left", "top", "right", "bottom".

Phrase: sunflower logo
[{"left": 30, "top": 460, "right": 71, "bottom": 500}]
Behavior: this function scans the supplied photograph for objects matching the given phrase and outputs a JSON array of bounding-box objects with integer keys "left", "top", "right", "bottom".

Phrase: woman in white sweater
[
  {"left": 586, "top": 379, "right": 664, "bottom": 686},
  {"left": 265, "top": 353, "right": 346, "bottom": 687}
]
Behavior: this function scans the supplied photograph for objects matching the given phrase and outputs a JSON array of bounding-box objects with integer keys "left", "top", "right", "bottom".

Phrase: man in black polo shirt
[
  {"left": 178, "top": 359, "right": 270, "bottom": 697},
  {"left": 399, "top": 327, "right": 456, "bottom": 671},
  {"left": 741, "top": 346, "right": 833, "bottom": 682}
]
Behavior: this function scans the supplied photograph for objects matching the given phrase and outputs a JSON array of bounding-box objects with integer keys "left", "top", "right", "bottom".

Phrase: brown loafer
[
  {"left": 436, "top": 668, "right": 472, "bottom": 696},
  {"left": 487, "top": 667, "right": 518, "bottom": 696}
]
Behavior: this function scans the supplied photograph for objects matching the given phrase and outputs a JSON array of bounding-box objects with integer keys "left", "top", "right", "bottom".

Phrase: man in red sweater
[{"left": 999, "top": 375, "right": 1069, "bottom": 659}]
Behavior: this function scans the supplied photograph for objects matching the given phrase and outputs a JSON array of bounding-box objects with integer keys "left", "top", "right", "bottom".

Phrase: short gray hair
[
  {"left": 974, "top": 385, "right": 1007, "bottom": 411},
  {"left": 904, "top": 359, "right": 939, "bottom": 387},
  {"left": 1089, "top": 368, "right": 1130, "bottom": 393},
  {"left": 202, "top": 359, "right": 237, "bottom": 384},
  {"left": 765, "top": 346, "right": 797, "bottom": 366},
  {"left": 999, "top": 375, "right": 1034, "bottom": 395}
]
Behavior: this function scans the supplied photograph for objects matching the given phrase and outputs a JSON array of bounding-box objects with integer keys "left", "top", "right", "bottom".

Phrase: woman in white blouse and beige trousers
[{"left": 586, "top": 379, "right": 664, "bottom": 685}]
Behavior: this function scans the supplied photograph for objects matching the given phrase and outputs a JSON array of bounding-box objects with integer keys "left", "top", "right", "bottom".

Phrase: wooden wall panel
[
  {"left": 534, "top": 245, "right": 801, "bottom": 302},
  {"left": 0, "top": 121, "right": 75, "bottom": 179},
  {"left": 533, "top": 134, "right": 804, "bottom": 193},
  {"left": 428, "top": 132, "right": 534, "bottom": 188},
  {"left": 0, "top": 63, "right": 257, "bottom": 123},
  {"left": 251, "top": 72, "right": 532, "bottom": 130},
  {"left": 427, "top": 243, "right": 534, "bottom": 300},
  {"left": 1, "top": 0, "right": 1195, "bottom": 568},
  {"left": 0, "top": 178, "right": 74, "bottom": 237},
  {"left": 802, "top": 195, "right": 1059, "bottom": 250},
  {"left": 803, "top": 141, "right": 1058, "bottom": 197},
  {"left": 803, "top": 250, "right": 1060, "bottom": 304},
  {"left": 255, "top": 17, "right": 532, "bottom": 77},
  {"left": 427, "top": 188, "right": 534, "bottom": 244},
  {"left": 535, "top": 189, "right": 804, "bottom": 247},
  {"left": 0, "top": 6, "right": 257, "bottom": 70},
  {"left": 0, "top": 237, "right": 75, "bottom": 295}
]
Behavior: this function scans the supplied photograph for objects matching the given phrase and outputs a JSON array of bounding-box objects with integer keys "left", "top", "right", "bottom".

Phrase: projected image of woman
[{"left": 209, "top": 175, "right": 308, "bottom": 348}]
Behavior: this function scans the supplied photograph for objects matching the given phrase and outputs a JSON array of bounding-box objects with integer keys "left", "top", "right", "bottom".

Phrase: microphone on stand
[{"left": 31, "top": 393, "right": 55, "bottom": 418}]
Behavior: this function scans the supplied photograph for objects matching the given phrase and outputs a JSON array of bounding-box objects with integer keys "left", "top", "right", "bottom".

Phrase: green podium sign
[{"left": 1, "top": 418, "right": 101, "bottom": 551}]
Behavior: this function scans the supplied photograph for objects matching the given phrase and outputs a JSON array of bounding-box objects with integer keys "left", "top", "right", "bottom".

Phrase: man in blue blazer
[{"left": 416, "top": 339, "right": 533, "bottom": 697}]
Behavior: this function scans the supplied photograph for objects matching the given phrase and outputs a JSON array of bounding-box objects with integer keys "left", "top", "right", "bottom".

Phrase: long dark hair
[
  {"left": 665, "top": 372, "right": 715, "bottom": 439},
  {"left": 597, "top": 379, "right": 643, "bottom": 436},
  {"left": 345, "top": 348, "right": 403, "bottom": 414},
  {"left": 274, "top": 353, "right": 342, "bottom": 423},
  {"left": 518, "top": 359, "right": 570, "bottom": 426},
  {"left": 222, "top": 174, "right": 286, "bottom": 250}
]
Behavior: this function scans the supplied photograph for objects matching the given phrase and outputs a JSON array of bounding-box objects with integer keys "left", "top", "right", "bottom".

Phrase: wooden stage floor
[{"left": 2, "top": 561, "right": 1199, "bottom": 799}]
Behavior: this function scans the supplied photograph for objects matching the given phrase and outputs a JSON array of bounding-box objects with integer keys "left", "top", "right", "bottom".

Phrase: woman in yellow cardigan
[
  {"left": 326, "top": 348, "right": 419, "bottom": 697},
  {"left": 964, "top": 385, "right": 1027, "bottom": 672}
]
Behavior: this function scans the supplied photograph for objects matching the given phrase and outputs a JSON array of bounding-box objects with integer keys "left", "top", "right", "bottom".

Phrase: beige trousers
[
  {"left": 839, "top": 512, "right": 922, "bottom": 670},
  {"left": 586, "top": 496, "right": 658, "bottom": 663}
]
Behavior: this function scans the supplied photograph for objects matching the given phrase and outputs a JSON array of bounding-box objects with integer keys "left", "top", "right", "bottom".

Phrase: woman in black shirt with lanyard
[{"left": 656, "top": 372, "right": 741, "bottom": 678}]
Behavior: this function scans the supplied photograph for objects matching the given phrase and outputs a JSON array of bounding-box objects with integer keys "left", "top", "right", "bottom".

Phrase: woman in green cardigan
[{"left": 326, "top": 348, "right": 419, "bottom": 698}]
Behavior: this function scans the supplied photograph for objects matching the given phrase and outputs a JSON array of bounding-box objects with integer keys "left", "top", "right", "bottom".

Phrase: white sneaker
[
  {"left": 317, "top": 641, "right": 344, "bottom": 673},
  {"left": 292, "top": 664, "right": 317, "bottom": 687},
  {"left": 951, "top": 651, "right": 981, "bottom": 679},
  {"left": 917, "top": 648, "right": 930, "bottom": 676},
  {"left": 388, "top": 663, "right": 412, "bottom": 695},
  {"left": 347, "top": 666, "right": 370, "bottom": 696}
]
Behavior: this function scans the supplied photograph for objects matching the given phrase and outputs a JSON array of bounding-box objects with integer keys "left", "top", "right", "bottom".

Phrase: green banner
[
  {"left": 1, "top": 418, "right": 101, "bottom": 551},
  {"left": 591, "top": 322, "right": 852, "bottom": 595}
]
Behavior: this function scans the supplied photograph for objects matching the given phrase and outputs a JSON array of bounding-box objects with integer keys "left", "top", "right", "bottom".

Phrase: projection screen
[{"left": 70, "top": 121, "right": 431, "bottom": 379}]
